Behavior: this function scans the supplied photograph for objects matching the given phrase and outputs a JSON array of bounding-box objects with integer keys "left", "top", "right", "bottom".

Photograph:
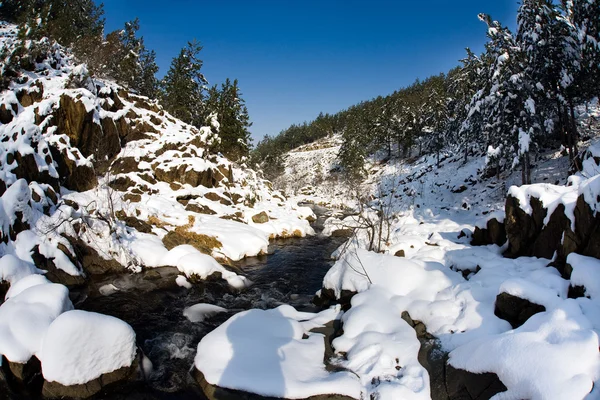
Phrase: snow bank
[
  {"left": 0, "top": 282, "right": 72, "bottom": 363},
  {"left": 157, "top": 245, "right": 251, "bottom": 289},
  {"left": 569, "top": 253, "right": 600, "bottom": 298},
  {"left": 333, "top": 286, "right": 430, "bottom": 399},
  {"left": 195, "top": 304, "right": 362, "bottom": 399},
  {"left": 449, "top": 301, "right": 599, "bottom": 400},
  {"left": 40, "top": 310, "right": 137, "bottom": 385}
]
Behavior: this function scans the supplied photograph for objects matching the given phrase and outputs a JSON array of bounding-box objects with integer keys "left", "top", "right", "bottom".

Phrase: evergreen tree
[
  {"left": 160, "top": 40, "right": 208, "bottom": 127},
  {"left": 208, "top": 78, "right": 252, "bottom": 161}
]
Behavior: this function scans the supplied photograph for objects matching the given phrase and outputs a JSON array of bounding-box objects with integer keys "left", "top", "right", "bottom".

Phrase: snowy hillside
[
  {"left": 192, "top": 102, "right": 600, "bottom": 399},
  {"left": 0, "top": 21, "right": 316, "bottom": 397}
]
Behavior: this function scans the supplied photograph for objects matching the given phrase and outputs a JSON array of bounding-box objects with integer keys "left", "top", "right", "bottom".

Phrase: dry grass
[{"left": 147, "top": 215, "right": 170, "bottom": 229}]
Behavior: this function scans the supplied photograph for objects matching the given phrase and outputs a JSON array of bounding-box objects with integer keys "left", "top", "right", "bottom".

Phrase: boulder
[
  {"left": 414, "top": 324, "right": 507, "bottom": 400},
  {"left": 42, "top": 362, "right": 137, "bottom": 399},
  {"left": 186, "top": 203, "right": 217, "bottom": 215},
  {"left": 494, "top": 292, "right": 545, "bottom": 329},
  {"left": 193, "top": 368, "right": 356, "bottom": 400},
  {"left": 251, "top": 211, "right": 270, "bottom": 224}
]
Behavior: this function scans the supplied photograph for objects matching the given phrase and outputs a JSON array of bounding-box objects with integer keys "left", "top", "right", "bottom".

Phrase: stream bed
[{"left": 68, "top": 205, "right": 346, "bottom": 399}]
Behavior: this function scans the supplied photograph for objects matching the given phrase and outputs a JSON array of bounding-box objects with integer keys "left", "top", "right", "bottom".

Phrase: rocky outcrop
[
  {"left": 153, "top": 165, "right": 223, "bottom": 188},
  {"left": 503, "top": 194, "right": 600, "bottom": 275},
  {"left": 494, "top": 292, "right": 545, "bottom": 329},
  {"left": 471, "top": 218, "right": 506, "bottom": 247},
  {"left": 54, "top": 95, "right": 121, "bottom": 165}
]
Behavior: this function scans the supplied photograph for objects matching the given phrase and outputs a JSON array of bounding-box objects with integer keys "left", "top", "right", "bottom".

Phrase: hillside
[{"left": 0, "top": 21, "right": 315, "bottom": 398}]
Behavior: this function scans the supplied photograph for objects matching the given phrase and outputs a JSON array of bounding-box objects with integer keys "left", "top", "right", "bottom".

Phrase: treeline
[
  {"left": 254, "top": 0, "right": 600, "bottom": 184},
  {"left": 0, "top": 0, "right": 251, "bottom": 161}
]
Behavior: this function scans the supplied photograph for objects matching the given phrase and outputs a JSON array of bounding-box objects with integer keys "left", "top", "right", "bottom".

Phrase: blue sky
[{"left": 101, "top": 1, "right": 518, "bottom": 143}]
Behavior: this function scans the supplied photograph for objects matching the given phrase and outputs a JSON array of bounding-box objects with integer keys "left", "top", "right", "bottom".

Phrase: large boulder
[{"left": 39, "top": 310, "right": 138, "bottom": 399}]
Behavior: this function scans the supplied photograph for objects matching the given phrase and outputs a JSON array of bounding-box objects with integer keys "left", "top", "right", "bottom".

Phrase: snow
[
  {"left": 174, "top": 247, "right": 251, "bottom": 290},
  {"left": 0, "top": 281, "right": 73, "bottom": 363},
  {"left": 569, "top": 253, "right": 600, "bottom": 299},
  {"left": 333, "top": 286, "right": 430, "bottom": 399},
  {"left": 449, "top": 301, "right": 599, "bottom": 400},
  {"left": 40, "top": 310, "right": 137, "bottom": 385},
  {"left": 195, "top": 304, "right": 362, "bottom": 399},
  {"left": 183, "top": 303, "right": 227, "bottom": 322}
]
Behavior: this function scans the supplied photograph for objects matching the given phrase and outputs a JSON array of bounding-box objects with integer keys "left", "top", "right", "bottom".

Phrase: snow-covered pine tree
[
  {"left": 209, "top": 78, "right": 253, "bottom": 161},
  {"left": 160, "top": 40, "right": 208, "bottom": 128}
]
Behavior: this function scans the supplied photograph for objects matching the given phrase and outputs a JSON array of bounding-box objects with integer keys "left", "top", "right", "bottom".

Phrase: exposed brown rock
[
  {"left": 186, "top": 203, "right": 217, "bottom": 215},
  {"left": 251, "top": 211, "right": 270, "bottom": 224},
  {"left": 204, "top": 191, "right": 232, "bottom": 205}
]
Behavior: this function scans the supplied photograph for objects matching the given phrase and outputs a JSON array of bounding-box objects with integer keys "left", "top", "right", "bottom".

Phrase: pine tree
[
  {"left": 208, "top": 78, "right": 252, "bottom": 161},
  {"left": 160, "top": 40, "right": 208, "bottom": 127}
]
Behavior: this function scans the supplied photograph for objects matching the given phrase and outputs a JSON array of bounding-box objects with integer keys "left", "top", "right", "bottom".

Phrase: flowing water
[{"left": 31, "top": 204, "right": 347, "bottom": 399}]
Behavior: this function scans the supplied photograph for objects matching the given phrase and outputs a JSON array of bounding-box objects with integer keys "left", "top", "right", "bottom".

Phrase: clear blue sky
[{"left": 100, "top": 1, "right": 518, "bottom": 143}]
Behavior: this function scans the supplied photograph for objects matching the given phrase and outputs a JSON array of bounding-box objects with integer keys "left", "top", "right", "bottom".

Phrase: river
[{"left": 28, "top": 205, "right": 346, "bottom": 399}]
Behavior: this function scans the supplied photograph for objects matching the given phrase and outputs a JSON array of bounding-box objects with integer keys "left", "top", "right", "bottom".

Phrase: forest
[
  {"left": 253, "top": 0, "right": 600, "bottom": 185},
  {"left": 0, "top": 0, "right": 253, "bottom": 161}
]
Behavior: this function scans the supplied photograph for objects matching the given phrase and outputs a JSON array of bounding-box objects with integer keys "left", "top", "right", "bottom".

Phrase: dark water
[{"left": 2, "top": 205, "right": 345, "bottom": 399}]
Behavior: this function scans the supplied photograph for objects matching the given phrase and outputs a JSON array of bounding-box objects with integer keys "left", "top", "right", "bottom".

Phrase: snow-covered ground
[{"left": 194, "top": 109, "right": 600, "bottom": 399}]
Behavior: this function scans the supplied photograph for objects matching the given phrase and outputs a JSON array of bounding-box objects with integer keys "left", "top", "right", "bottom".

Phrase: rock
[
  {"left": 330, "top": 228, "right": 353, "bottom": 238},
  {"left": 154, "top": 165, "right": 221, "bottom": 188},
  {"left": 30, "top": 246, "right": 86, "bottom": 288},
  {"left": 162, "top": 230, "right": 222, "bottom": 255},
  {"left": 452, "top": 185, "right": 467, "bottom": 194},
  {"left": 417, "top": 335, "right": 507, "bottom": 400},
  {"left": 48, "top": 146, "right": 96, "bottom": 192},
  {"left": 42, "top": 353, "right": 138, "bottom": 399},
  {"left": 313, "top": 287, "right": 356, "bottom": 311},
  {"left": 65, "top": 237, "right": 123, "bottom": 275},
  {"left": 116, "top": 212, "right": 154, "bottom": 234},
  {"left": 445, "top": 363, "right": 508, "bottom": 400},
  {"left": 0, "top": 102, "right": 17, "bottom": 124},
  {"left": 494, "top": 292, "right": 545, "bottom": 329},
  {"left": 185, "top": 203, "right": 217, "bottom": 215},
  {"left": 394, "top": 249, "right": 406, "bottom": 257},
  {"left": 16, "top": 81, "right": 43, "bottom": 107},
  {"left": 55, "top": 95, "right": 120, "bottom": 162},
  {"left": 193, "top": 368, "right": 356, "bottom": 400},
  {"left": 503, "top": 193, "right": 600, "bottom": 273},
  {"left": 204, "top": 192, "right": 233, "bottom": 205},
  {"left": 251, "top": 211, "right": 270, "bottom": 224},
  {"left": 108, "top": 176, "right": 136, "bottom": 192},
  {"left": 471, "top": 218, "right": 506, "bottom": 247}
]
